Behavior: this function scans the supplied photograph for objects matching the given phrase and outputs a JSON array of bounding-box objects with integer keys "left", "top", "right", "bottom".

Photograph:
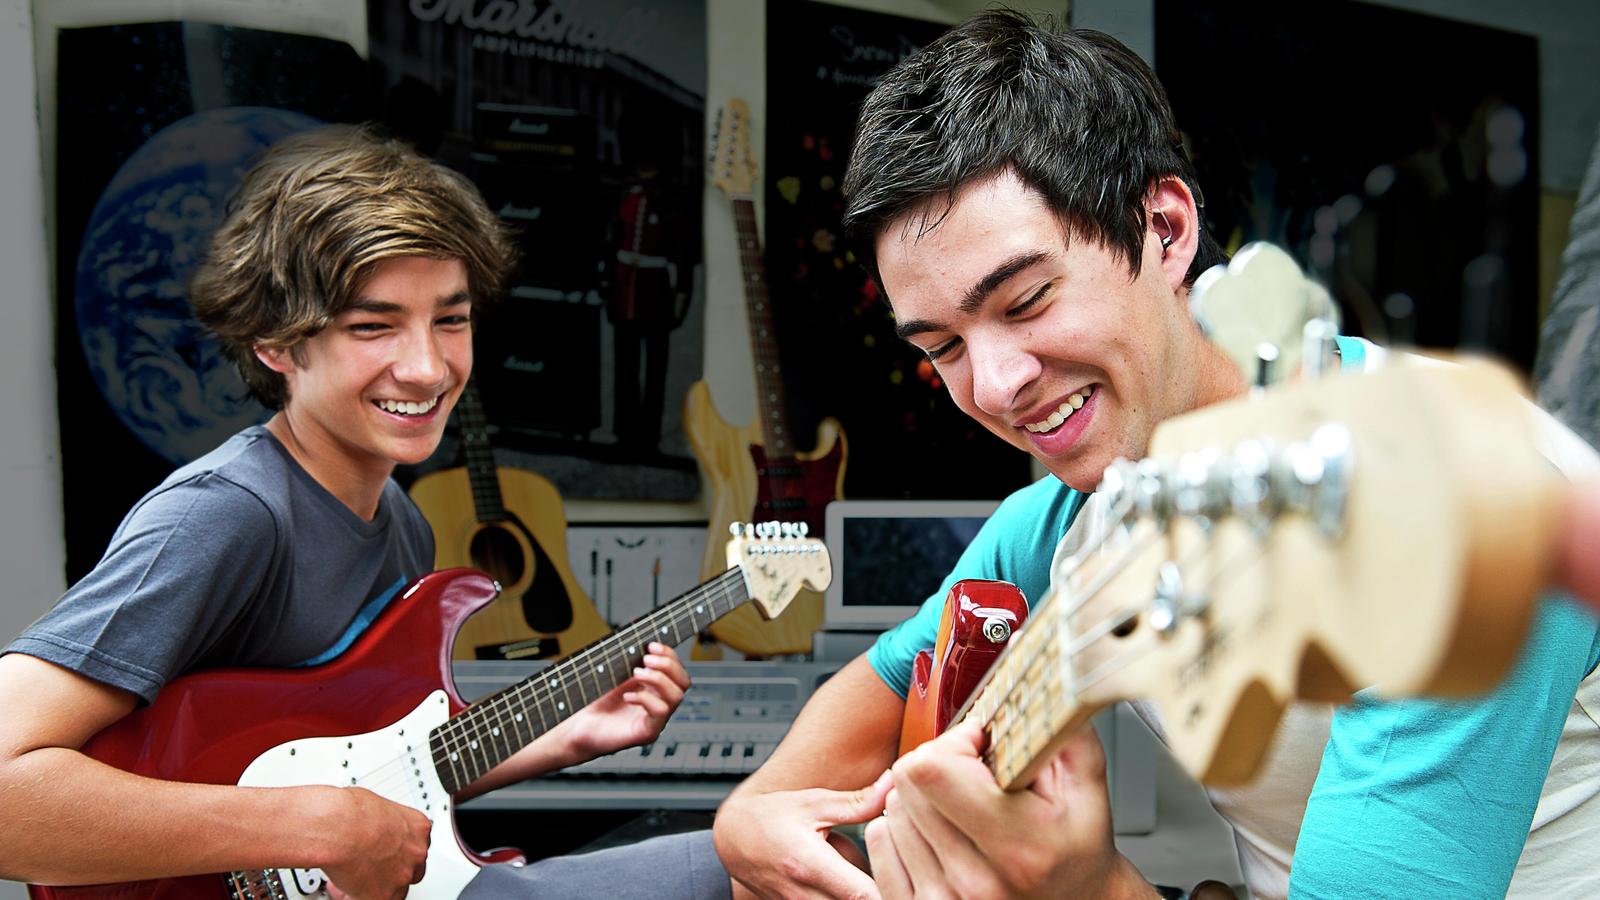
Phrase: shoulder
[{"left": 988, "top": 475, "right": 1084, "bottom": 535}]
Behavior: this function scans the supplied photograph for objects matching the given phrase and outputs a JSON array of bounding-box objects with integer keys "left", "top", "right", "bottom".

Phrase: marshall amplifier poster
[
  {"left": 54, "top": 22, "right": 368, "bottom": 580},
  {"left": 764, "top": 1, "right": 1032, "bottom": 501},
  {"left": 369, "top": 0, "right": 708, "bottom": 501}
]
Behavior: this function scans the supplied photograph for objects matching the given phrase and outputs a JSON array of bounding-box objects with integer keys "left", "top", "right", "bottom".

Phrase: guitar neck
[
  {"left": 428, "top": 567, "right": 751, "bottom": 793},
  {"left": 729, "top": 197, "right": 796, "bottom": 462},
  {"left": 955, "top": 593, "right": 1094, "bottom": 791},
  {"left": 455, "top": 379, "right": 508, "bottom": 523}
]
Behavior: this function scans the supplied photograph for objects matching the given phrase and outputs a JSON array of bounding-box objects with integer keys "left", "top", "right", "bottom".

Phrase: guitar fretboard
[
  {"left": 729, "top": 197, "right": 795, "bottom": 462},
  {"left": 428, "top": 567, "right": 750, "bottom": 794},
  {"left": 959, "top": 596, "right": 1083, "bottom": 790},
  {"left": 455, "top": 379, "right": 507, "bottom": 523}
]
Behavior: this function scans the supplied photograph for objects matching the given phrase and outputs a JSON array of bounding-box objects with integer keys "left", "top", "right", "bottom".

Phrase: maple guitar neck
[
  {"left": 727, "top": 195, "right": 803, "bottom": 462},
  {"left": 952, "top": 357, "right": 1562, "bottom": 791}
]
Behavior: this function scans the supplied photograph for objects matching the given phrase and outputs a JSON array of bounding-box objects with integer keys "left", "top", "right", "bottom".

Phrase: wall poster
[
  {"left": 369, "top": 0, "right": 709, "bottom": 501},
  {"left": 764, "top": 0, "right": 1033, "bottom": 501},
  {"left": 55, "top": 22, "right": 367, "bottom": 580}
]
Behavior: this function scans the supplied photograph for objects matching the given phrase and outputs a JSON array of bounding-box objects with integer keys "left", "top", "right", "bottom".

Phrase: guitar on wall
[
  {"left": 409, "top": 377, "right": 609, "bottom": 661},
  {"left": 684, "top": 97, "right": 847, "bottom": 655},
  {"left": 29, "top": 524, "right": 829, "bottom": 900},
  {"left": 900, "top": 245, "right": 1564, "bottom": 792}
]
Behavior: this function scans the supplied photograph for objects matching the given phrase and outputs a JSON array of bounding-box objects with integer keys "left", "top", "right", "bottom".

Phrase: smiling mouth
[
  {"left": 374, "top": 396, "right": 441, "bottom": 417},
  {"left": 1021, "top": 385, "right": 1095, "bottom": 434}
]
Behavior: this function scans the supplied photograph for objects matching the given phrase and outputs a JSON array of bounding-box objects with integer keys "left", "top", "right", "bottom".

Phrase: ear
[
  {"left": 1145, "top": 176, "right": 1202, "bottom": 294},
  {"left": 254, "top": 343, "right": 296, "bottom": 375}
]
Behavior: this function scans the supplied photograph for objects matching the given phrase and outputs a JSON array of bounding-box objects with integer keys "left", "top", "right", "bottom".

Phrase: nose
[
  {"left": 968, "top": 333, "right": 1040, "bottom": 418},
  {"left": 392, "top": 321, "right": 449, "bottom": 389}
]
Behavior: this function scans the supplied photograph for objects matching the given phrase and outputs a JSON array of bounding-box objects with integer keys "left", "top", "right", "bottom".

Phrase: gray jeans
[{"left": 461, "top": 829, "right": 731, "bottom": 899}]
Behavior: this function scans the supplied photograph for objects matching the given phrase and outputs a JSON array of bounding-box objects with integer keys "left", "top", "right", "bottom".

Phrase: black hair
[{"left": 842, "top": 8, "right": 1228, "bottom": 287}]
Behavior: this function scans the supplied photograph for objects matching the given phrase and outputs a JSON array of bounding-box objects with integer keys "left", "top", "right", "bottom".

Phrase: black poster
[
  {"left": 765, "top": 0, "right": 1032, "bottom": 501},
  {"left": 1156, "top": 0, "right": 1540, "bottom": 370},
  {"left": 55, "top": 23, "right": 368, "bottom": 580},
  {"left": 368, "top": 0, "right": 708, "bottom": 500}
]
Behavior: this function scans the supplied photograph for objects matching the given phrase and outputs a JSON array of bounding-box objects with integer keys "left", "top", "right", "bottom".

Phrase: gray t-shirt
[{"left": 5, "top": 425, "right": 434, "bottom": 703}]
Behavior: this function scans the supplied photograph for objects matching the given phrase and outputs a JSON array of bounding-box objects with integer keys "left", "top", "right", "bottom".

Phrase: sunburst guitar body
[
  {"left": 689, "top": 98, "right": 847, "bottom": 655},
  {"left": 410, "top": 380, "right": 609, "bottom": 660}
]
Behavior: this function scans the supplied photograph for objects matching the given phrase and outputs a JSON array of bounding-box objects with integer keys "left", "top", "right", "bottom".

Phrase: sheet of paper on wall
[{"left": 567, "top": 524, "right": 708, "bottom": 634}]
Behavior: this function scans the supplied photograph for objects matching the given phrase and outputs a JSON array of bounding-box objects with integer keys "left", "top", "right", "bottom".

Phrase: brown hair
[{"left": 190, "top": 124, "right": 517, "bottom": 408}]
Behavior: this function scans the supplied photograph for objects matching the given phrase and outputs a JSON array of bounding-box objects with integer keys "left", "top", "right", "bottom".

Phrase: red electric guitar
[{"left": 29, "top": 525, "right": 829, "bottom": 900}]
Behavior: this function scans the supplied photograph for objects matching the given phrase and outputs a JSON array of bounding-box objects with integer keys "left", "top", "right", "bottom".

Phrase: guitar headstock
[
  {"left": 710, "top": 98, "right": 758, "bottom": 199},
  {"left": 1190, "top": 242, "right": 1340, "bottom": 387},
  {"left": 725, "top": 521, "right": 832, "bottom": 621},
  {"left": 1001, "top": 357, "right": 1561, "bottom": 788}
]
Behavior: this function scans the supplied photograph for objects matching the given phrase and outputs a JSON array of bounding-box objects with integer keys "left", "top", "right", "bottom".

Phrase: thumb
[{"left": 806, "top": 769, "right": 893, "bottom": 826}]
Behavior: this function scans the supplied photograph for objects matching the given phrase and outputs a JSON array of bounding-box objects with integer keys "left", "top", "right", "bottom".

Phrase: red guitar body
[
  {"left": 28, "top": 568, "right": 509, "bottom": 900},
  {"left": 747, "top": 440, "right": 846, "bottom": 536},
  {"left": 899, "top": 579, "right": 1029, "bottom": 754}
]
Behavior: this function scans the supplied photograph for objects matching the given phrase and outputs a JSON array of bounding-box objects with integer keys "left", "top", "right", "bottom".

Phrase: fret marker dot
[
  {"left": 558, "top": 701, "right": 566, "bottom": 711},
  {"left": 450, "top": 752, "right": 459, "bottom": 761},
  {"left": 515, "top": 713, "right": 524, "bottom": 722},
  {"left": 627, "top": 646, "right": 636, "bottom": 654},
  {"left": 470, "top": 740, "right": 478, "bottom": 750},
  {"left": 550, "top": 678, "right": 559, "bottom": 687},
  {"left": 696, "top": 605, "right": 704, "bottom": 613},
  {"left": 660, "top": 627, "right": 669, "bottom": 634},
  {"left": 596, "top": 664, "right": 605, "bottom": 673},
  {"left": 491, "top": 727, "right": 500, "bottom": 737}
]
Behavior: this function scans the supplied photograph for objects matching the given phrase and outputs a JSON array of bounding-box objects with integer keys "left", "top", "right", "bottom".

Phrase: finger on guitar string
[
  {"left": 643, "top": 641, "right": 693, "bottom": 691},
  {"left": 628, "top": 661, "right": 688, "bottom": 707}
]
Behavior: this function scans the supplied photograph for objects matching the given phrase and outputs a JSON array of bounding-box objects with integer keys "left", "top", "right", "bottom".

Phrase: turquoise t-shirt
[
  {"left": 865, "top": 475, "right": 1087, "bottom": 698},
  {"left": 865, "top": 336, "right": 1600, "bottom": 896}
]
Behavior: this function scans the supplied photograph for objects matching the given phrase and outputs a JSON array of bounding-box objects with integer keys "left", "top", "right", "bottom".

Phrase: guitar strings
[
  {"left": 980, "top": 525, "right": 1270, "bottom": 777},
  {"left": 347, "top": 572, "right": 752, "bottom": 804},
  {"left": 428, "top": 573, "right": 749, "bottom": 786},
  {"left": 333, "top": 587, "right": 738, "bottom": 819}
]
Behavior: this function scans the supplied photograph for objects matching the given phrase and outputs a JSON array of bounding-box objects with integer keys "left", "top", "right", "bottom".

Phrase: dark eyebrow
[
  {"left": 891, "top": 250, "right": 1054, "bottom": 342},
  {"left": 958, "top": 250, "right": 1052, "bottom": 314},
  {"left": 345, "top": 290, "right": 472, "bottom": 314}
]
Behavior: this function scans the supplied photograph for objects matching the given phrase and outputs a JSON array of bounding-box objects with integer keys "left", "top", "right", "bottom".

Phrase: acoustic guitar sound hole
[{"left": 469, "top": 525, "right": 525, "bottom": 585}]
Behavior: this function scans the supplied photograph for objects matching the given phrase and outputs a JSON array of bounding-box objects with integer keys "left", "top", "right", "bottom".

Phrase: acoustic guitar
[
  {"left": 409, "top": 379, "right": 609, "bottom": 660},
  {"left": 29, "top": 526, "right": 829, "bottom": 900},
  {"left": 684, "top": 98, "right": 847, "bottom": 655},
  {"left": 899, "top": 246, "right": 1563, "bottom": 790}
]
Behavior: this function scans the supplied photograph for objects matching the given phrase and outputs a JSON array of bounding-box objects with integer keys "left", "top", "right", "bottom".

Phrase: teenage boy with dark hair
[
  {"left": 715, "top": 11, "right": 1600, "bottom": 899},
  {"left": 0, "top": 125, "right": 729, "bottom": 900}
]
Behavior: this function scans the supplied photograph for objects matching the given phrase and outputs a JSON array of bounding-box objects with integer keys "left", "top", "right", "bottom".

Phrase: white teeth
[
  {"left": 1023, "top": 386, "right": 1095, "bottom": 434},
  {"left": 378, "top": 397, "right": 439, "bottom": 416}
]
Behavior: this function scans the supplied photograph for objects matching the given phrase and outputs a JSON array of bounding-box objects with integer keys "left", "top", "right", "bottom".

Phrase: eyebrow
[
  {"left": 892, "top": 249, "right": 1053, "bottom": 341},
  {"left": 345, "top": 290, "right": 472, "bottom": 314}
]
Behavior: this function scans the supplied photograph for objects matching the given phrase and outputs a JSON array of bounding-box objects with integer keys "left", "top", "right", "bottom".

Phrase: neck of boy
[{"left": 264, "top": 414, "right": 392, "bottom": 521}]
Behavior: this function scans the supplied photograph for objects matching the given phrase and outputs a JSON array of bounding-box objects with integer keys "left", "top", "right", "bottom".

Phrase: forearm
[{"left": 0, "top": 747, "right": 346, "bottom": 884}]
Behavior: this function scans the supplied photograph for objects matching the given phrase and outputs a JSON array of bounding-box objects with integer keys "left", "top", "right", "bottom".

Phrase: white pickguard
[{"left": 236, "top": 690, "right": 480, "bottom": 899}]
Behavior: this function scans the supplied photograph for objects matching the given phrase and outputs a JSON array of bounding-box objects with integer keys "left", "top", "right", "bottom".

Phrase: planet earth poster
[{"left": 56, "top": 22, "right": 368, "bottom": 580}]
